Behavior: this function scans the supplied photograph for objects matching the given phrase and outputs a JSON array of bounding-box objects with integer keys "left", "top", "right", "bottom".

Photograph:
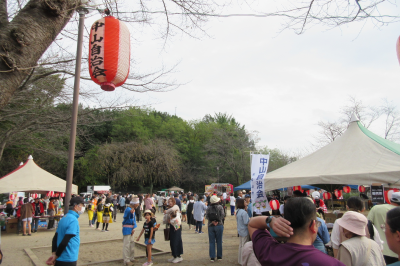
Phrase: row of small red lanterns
[
  {"left": 9, "top": 192, "right": 67, "bottom": 200},
  {"left": 292, "top": 185, "right": 399, "bottom": 204}
]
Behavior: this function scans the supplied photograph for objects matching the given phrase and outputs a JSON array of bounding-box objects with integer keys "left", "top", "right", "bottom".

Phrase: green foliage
[{"left": 1, "top": 101, "right": 283, "bottom": 193}]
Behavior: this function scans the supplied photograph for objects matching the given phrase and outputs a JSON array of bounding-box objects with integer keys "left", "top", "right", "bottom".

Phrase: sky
[{"left": 81, "top": 1, "right": 400, "bottom": 153}]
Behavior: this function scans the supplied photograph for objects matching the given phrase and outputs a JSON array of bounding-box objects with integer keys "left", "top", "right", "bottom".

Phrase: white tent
[
  {"left": 263, "top": 115, "right": 400, "bottom": 191},
  {"left": 0, "top": 155, "right": 78, "bottom": 194}
]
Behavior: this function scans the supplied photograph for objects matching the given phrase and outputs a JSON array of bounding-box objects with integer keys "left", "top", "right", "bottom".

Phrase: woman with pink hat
[{"left": 336, "top": 211, "right": 385, "bottom": 266}]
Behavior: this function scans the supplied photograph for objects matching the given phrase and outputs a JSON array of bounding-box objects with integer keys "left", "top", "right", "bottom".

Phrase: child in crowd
[
  {"left": 87, "top": 198, "right": 95, "bottom": 227},
  {"left": 136, "top": 210, "right": 156, "bottom": 266},
  {"left": 181, "top": 200, "right": 187, "bottom": 222},
  {"left": 101, "top": 198, "right": 113, "bottom": 232},
  {"left": 96, "top": 198, "right": 103, "bottom": 230},
  {"left": 163, "top": 199, "right": 167, "bottom": 211}
]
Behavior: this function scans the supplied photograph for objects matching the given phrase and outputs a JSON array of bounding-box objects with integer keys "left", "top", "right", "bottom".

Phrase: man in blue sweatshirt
[{"left": 46, "top": 196, "right": 85, "bottom": 266}]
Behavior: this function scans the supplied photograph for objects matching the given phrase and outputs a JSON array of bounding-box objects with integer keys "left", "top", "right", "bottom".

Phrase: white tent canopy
[
  {"left": 0, "top": 155, "right": 78, "bottom": 194},
  {"left": 263, "top": 116, "right": 400, "bottom": 191}
]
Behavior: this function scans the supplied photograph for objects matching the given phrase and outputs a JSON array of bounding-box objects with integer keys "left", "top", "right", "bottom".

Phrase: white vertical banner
[{"left": 251, "top": 153, "right": 271, "bottom": 215}]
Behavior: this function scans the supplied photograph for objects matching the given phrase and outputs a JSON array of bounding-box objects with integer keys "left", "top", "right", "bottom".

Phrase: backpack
[
  {"left": 208, "top": 205, "right": 219, "bottom": 222},
  {"left": 97, "top": 204, "right": 103, "bottom": 212},
  {"left": 103, "top": 204, "right": 110, "bottom": 215}
]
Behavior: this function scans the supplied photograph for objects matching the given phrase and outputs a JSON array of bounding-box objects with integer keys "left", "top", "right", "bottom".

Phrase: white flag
[{"left": 251, "top": 154, "right": 271, "bottom": 214}]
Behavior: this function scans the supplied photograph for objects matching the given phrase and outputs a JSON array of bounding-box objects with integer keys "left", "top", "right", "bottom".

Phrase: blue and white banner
[{"left": 251, "top": 153, "right": 271, "bottom": 214}]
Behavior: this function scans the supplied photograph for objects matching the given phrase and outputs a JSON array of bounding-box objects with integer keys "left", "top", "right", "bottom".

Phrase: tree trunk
[{"left": 0, "top": 0, "right": 79, "bottom": 108}]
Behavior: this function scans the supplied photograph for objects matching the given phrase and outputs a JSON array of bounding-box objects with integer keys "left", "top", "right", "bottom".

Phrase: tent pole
[{"left": 64, "top": 9, "right": 86, "bottom": 214}]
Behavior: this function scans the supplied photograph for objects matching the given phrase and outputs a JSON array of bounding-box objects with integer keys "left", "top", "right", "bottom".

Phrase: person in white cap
[
  {"left": 337, "top": 211, "right": 385, "bottom": 266},
  {"left": 206, "top": 195, "right": 225, "bottom": 262},
  {"left": 122, "top": 197, "right": 140, "bottom": 266},
  {"left": 368, "top": 191, "right": 400, "bottom": 264}
]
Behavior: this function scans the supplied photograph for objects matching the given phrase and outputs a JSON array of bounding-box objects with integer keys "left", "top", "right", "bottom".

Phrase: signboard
[
  {"left": 371, "top": 185, "right": 385, "bottom": 205},
  {"left": 251, "top": 154, "right": 271, "bottom": 215}
]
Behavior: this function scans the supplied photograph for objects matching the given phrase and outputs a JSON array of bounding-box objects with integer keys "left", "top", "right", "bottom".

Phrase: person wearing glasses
[{"left": 248, "top": 197, "right": 344, "bottom": 266}]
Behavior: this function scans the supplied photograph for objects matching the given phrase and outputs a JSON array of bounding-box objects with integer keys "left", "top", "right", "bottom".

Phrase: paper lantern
[
  {"left": 323, "top": 192, "right": 331, "bottom": 200},
  {"left": 334, "top": 190, "right": 342, "bottom": 198},
  {"left": 60, "top": 193, "right": 65, "bottom": 198},
  {"left": 46, "top": 191, "right": 54, "bottom": 197},
  {"left": 9, "top": 194, "right": 15, "bottom": 200},
  {"left": 343, "top": 186, "right": 351, "bottom": 193},
  {"left": 358, "top": 185, "right": 366, "bottom": 193},
  {"left": 293, "top": 186, "right": 301, "bottom": 191},
  {"left": 54, "top": 193, "right": 59, "bottom": 197},
  {"left": 89, "top": 16, "right": 130, "bottom": 91},
  {"left": 31, "top": 193, "right": 38, "bottom": 199},
  {"left": 269, "top": 200, "right": 280, "bottom": 211},
  {"left": 385, "top": 189, "right": 400, "bottom": 204}
]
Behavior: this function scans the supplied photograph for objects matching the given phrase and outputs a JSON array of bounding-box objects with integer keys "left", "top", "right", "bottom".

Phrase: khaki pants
[
  {"left": 123, "top": 234, "right": 135, "bottom": 263},
  {"left": 238, "top": 235, "right": 250, "bottom": 265}
]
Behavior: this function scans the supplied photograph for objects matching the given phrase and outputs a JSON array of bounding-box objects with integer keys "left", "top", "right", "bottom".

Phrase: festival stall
[
  {"left": 0, "top": 155, "right": 78, "bottom": 233},
  {"left": 0, "top": 155, "right": 78, "bottom": 194},
  {"left": 262, "top": 115, "right": 400, "bottom": 191}
]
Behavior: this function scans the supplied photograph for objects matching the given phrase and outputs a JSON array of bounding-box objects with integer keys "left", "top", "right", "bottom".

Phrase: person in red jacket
[{"left": 31, "top": 198, "right": 44, "bottom": 233}]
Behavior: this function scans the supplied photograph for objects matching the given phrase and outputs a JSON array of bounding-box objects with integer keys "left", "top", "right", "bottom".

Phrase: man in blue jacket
[
  {"left": 46, "top": 196, "right": 85, "bottom": 266},
  {"left": 122, "top": 197, "right": 139, "bottom": 266}
]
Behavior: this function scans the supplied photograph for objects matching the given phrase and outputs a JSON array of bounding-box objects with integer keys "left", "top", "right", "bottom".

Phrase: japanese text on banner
[{"left": 251, "top": 154, "right": 271, "bottom": 214}]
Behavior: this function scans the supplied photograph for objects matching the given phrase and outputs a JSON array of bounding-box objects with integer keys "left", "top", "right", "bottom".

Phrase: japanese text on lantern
[{"left": 90, "top": 22, "right": 106, "bottom": 78}]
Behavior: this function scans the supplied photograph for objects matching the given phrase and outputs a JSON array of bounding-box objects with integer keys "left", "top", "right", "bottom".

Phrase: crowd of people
[
  {"left": 4, "top": 188, "right": 399, "bottom": 266},
  {"left": 239, "top": 190, "right": 400, "bottom": 266},
  {"left": 4, "top": 195, "right": 64, "bottom": 236}
]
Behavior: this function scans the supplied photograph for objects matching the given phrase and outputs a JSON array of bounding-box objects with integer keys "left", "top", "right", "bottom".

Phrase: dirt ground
[{"left": 0, "top": 210, "right": 243, "bottom": 266}]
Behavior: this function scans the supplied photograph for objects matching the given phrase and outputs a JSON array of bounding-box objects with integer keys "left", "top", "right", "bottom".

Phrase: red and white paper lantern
[
  {"left": 31, "top": 193, "right": 38, "bottom": 199},
  {"left": 46, "top": 191, "right": 54, "bottom": 197},
  {"left": 89, "top": 16, "right": 130, "bottom": 91},
  {"left": 385, "top": 189, "right": 400, "bottom": 204},
  {"left": 269, "top": 200, "right": 280, "bottom": 211},
  {"left": 343, "top": 186, "right": 351, "bottom": 193},
  {"left": 334, "top": 189, "right": 342, "bottom": 198},
  {"left": 323, "top": 192, "right": 331, "bottom": 200},
  {"left": 60, "top": 193, "right": 65, "bottom": 198},
  {"left": 9, "top": 194, "right": 15, "bottom": 200},
  {"left": 54, "top": 193, "right": 59, "bottom": 197},
  {"left": 358, "top": 185, "right": 366, "bottom": 193},
  {"left": 293, "top": 186, "right": 302, "bottom": 191}
]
